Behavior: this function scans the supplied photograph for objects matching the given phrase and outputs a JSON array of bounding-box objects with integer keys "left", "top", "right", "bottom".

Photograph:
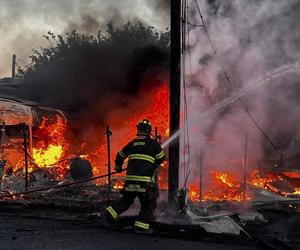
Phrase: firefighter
[{"left": 102, "top": 119, "right": 165, "bottom": 233}]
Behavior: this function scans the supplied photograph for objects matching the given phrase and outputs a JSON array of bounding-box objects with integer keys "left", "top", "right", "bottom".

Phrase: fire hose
[{"left": 0, "top": 168, "right": 127, "bottom": 199}]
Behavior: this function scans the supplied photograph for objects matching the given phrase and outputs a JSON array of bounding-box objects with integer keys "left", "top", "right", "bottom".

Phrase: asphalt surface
[{"left": 0, "top": 214, "right": 263, "bottom": 250}]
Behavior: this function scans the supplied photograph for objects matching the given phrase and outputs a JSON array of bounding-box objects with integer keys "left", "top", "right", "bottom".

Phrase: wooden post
[
  {"left": 12, "top": 54, "right": 16, "bottom": 78},
  {"left": 23, "top": 123, "right": 29, "bottom": 191},
  {"left": 28, "top": 125, "right": 33, "bottom": 153},
  {"left": 168, "top": 0, "right": 181, "bottom": 204},
  {"left": 0, "top": 122, "right": 5, "bottom": 152}
]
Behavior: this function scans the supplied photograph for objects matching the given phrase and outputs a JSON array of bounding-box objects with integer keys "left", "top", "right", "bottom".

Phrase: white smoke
[{"left": 180, "top": 0, "right": 300, "bottom": 190}]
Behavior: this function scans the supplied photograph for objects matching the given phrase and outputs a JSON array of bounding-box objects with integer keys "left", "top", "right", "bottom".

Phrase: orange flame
[
  {"left": 188, "top": 168, "right": 300, "bottom": 202},
  {"left": 294, "top": 188, "right": 300, "bottom": 195},
  {"left": 11, "top": 82, "right": 299, "bottom": 203},
  {"left": 104, "top": 83, "right": 169, "bottom": 184},
  {"left": 113, "top": 179, "right": 125, "bottom": 190},
  {"left": 15, "top": 84, "right": 169, "bottom": 186},
  {"left": 188, "top": 170, "right": 250, "bottom": 202},
  {"left": 211, "top": 171, "right": 236, "bottom": 188},
  {"left": 33, "top": 145, "right": 64, "bottom": 168},
  {"left": 32, "top": 115, "right": 69, "bottom": 168},
  {"left": 249, "top": 169, "right": 284, "bottom": 188},
  {"left": 76, "top": 83, "right": 169, "bottom": 183}
]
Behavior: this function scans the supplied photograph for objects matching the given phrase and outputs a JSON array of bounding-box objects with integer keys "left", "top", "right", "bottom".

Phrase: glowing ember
[
  {"left": 113, "top": 179, "right": 124, "bottom": 190},
  {"left": 294, "top": 188, "right": 300, "bottom": 195},
  {"left": 249, "top": 170, "right": 284, "bottom": 188},
  {"left": 188, "top": 183, "right": 199, "bottom": 201},
  {"left": 188, "top": 171, "right": 250, "bottom": 202},
  {"left": 188, "top": 169, "right": 300, "bottom": 202},
  {"left": 211, "top": 171, "right": 236, "bottom": 188}
]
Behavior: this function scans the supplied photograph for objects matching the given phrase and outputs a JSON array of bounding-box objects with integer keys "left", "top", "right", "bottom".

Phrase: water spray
[{"left": 162, "top": 60, "right": 300, "bottom": 150}]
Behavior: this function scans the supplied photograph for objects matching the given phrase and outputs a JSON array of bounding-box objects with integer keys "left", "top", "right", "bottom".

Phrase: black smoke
[{"left": 13, "top": 22, "right": 170, "bottom": 152}]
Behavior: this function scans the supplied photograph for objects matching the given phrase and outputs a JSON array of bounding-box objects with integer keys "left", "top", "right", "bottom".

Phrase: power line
[
  {"left": 193, "top": 0, "right": 217, "bottom": 54},
  {"left": 181, "top": 18, "right": 204, "bottom": 28}
]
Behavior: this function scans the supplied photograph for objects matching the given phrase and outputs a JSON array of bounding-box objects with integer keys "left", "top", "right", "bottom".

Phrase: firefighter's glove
[{"left": 114, "top": 165, "right": 122, "bottom": 173}]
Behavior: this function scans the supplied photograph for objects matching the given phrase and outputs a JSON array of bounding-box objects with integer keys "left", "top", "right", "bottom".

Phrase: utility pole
[
  {"left": 12, "top": 54, "right": 16, "bottom": 78},
  {"left": 169, "top": 0, "right": 181, "bottom": 204}
]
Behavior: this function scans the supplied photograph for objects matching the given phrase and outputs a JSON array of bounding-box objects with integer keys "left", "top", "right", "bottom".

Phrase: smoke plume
[
  {"left": 182, "top": 0, "right": 300, "bottom": 188},
  {"left": 10, "top": 23, "right": 170, "bottom": 154}
]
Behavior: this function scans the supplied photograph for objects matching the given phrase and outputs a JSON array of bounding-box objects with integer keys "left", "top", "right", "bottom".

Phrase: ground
[
  {"left": 0, "top": 214, "right": 264, "bottom": 250},
  {"left": 1, "top": 199, "right": 299, "bottom": 249}
]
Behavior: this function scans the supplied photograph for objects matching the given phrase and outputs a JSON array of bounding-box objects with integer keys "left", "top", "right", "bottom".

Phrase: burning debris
[
  {"left": 188, "top": 169, "right": 300, "bottom": 202},
  {"left": 0, "top": 83, "right": 170, "bottom": 199}
]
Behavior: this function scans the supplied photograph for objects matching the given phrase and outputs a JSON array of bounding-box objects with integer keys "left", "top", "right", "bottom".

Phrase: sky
[{"left": 0, "top": 0, "right": 170, "bottom": 77}]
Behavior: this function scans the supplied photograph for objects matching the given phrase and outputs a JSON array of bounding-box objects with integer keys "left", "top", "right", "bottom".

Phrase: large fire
[
  {"left": 189, "top": 170, "right": 250, "bottom": 202},
  {"left": 13, "top": 83, "right": 169, "bottom": 184},
  {"left": 188, "top": 169, "right": 300, "bottom": 202},
  {"left": 4, "top": 82, "right": 300, "bottom": 202},
  {"left": 33, "top": 144, "right": 64, "bottom": 168},
  {"left": 32, "top": 115, "right": 69, "bottom": 168},
  {"left": 81, "top": 83, "right": 170, "bottom": 184}
]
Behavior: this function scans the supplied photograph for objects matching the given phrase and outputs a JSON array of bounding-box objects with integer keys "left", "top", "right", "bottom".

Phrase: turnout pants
[{"left": 105, "top": 185, "right": 158, "bottom": 230}]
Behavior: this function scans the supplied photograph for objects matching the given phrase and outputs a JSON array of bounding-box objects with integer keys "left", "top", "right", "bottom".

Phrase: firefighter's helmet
[{"left": 136, "top": 119, "right": 152, "bottom": 134}]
